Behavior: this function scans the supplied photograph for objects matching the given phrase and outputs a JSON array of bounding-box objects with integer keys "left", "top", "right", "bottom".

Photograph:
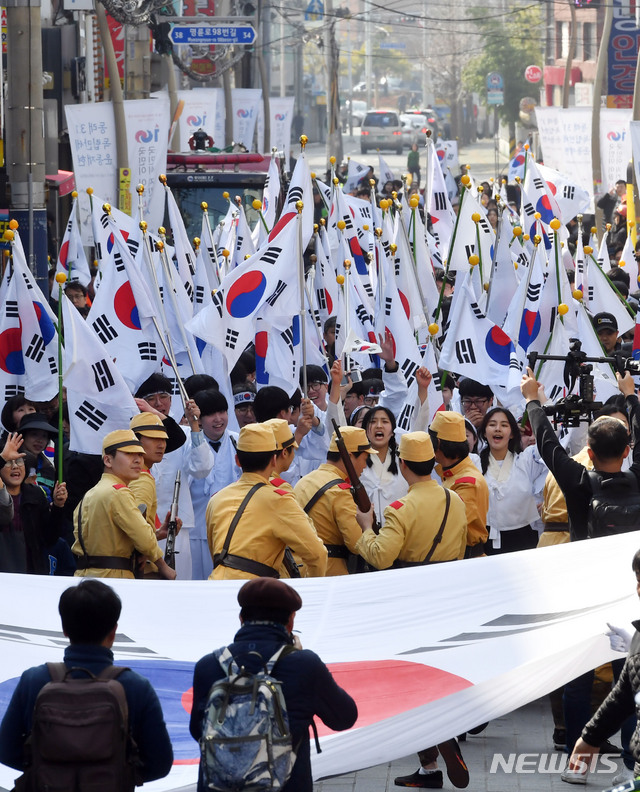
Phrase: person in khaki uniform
[
  {"left": 355, "top": 431, "right": 467, "bottom": 569},
  {"left": 429, "top": 411, "right": 489, "bottom": 558},
  {"left": 129, "top": 412, "right": 184, "bottom": 577},
  {"left": 264, "top": 418, "right": 319, "bottom": 578},
  {"left": 206, "top": 424, "right": 327, "bottom": 580},
  {"left": 129, "top": 412, "right": 170, "bottom": 535},
  {"left": 294, "top": 426, "right": 377, "bottom": 576},
  {"left": 356, "top": 431, "right": 469, "bottom": 792},
  {"left": 72, "top": 430, "right": 176, "bottom": 580},
  {"left": 264, "top": 418, "right": 297, "bottom": 494}
]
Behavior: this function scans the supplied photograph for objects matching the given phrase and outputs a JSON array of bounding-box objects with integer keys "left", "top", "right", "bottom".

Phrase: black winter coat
[{"left": 583, "top": 620, "right": 640, "bottom": 761}]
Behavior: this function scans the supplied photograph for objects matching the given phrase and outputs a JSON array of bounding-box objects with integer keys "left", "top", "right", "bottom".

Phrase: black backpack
[
  {"left": 586, "top": 471, "right": 640, "bottom": 538},
  {"left": 18, "top": 663, "right": 141, "bottom": 792}
]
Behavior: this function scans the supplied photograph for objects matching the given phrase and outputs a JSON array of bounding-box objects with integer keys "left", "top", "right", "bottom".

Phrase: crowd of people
[{"left": 3, "top": 149, "right": 640, "bottom": 790}]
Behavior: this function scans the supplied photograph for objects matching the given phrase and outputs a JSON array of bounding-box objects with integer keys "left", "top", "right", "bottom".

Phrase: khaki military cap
[
  {"left": 398, "top": 431, "right": 435, "bottom": 462},
  {"left": 130, "top": 412, "right": 169, "bottom": 439},
  {"left": 328, "top": 426, "right": 377, "bottom": 455},
  {"left": 236, "top": 423, "right": 278, "bottom": 453},
  {"left": 263, "top": 418, "right": 298, "bottom": 450},
  {"left": 430, "top": 411, "right": 466, "bottom": 443},
  {"left": 102, "top": 429, "right": 145, "bottom": 456}
]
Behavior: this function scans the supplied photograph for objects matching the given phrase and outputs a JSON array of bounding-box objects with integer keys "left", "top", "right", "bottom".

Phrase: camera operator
[
  {"left": 522, "top": 367, "right": 640, "bottom": 780},
  {"left": 520, "top": 367, "right": 640, "bottom": 543},
  {"left": 593, "top": 312, "right": 621, "bottom": 355}
]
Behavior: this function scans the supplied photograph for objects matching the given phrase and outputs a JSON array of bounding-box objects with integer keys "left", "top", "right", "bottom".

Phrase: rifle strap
[
  {"left": 423, "top": 489, "right": 451, "bottom": 564},
  {"left": 303, "top": 478, "right": 344, "bottom": 514},
  {"left": 214, "top": 483, "right": 279, "bottom": 577}
]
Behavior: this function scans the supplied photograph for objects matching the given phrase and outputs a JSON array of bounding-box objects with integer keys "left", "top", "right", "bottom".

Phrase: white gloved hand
[{"left": 606, "top": 623, "right": 632, "bottom": 653}]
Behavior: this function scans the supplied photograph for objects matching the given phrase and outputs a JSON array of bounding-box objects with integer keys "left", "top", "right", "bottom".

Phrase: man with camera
[
  {"left": 521, "top": 366, "right": 640, "bottom": 782},
  {"left": 520, "top": 367, "right": 640, "bottom": 542}
]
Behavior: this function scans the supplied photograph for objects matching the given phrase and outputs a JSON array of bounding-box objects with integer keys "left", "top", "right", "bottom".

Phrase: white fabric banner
[
  {"left": 599, "top": 109, "right": 632, "bottom": 191},
  {"left": 0, "top": 533, "right": 639, "bottom": 791},
  {"left": 269, "top": 95, "right": 295, "bottom": 163},
  {"left": 257, "top": 97, "right": 295, "bottom": 159},
  {"left": 536, "top": 106, "right": 632, "bottom": 199},
  {"left": 535, "top": 107, "right": 592, "bottom": 197},
  {"left": 124, "top": 95, "right": 170, "bottom": 233},
  {"left": 231, "top": 88, "right": 262, "bottom": 150},
  {"left": 176, "top": 88, "right": 218, "bottom": 152},
  {"left": 65, "top": 102, "right": 118, "bottom": 245}
]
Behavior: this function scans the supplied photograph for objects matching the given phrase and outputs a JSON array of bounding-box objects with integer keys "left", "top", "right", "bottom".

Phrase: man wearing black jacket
[
  {"left": 520, "top": 368, "right": 640, "bottom": 542},
  {"left": 189, "top": 578, "right": 357, "bottom": 792},
  {"left": 521, "top": 367, "right": 640, "bottom": 781}
]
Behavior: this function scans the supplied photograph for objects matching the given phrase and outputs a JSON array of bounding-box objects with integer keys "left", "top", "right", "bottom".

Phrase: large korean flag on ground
[{"left": 0, "top": 533, "right": 638, "bottom": 791}]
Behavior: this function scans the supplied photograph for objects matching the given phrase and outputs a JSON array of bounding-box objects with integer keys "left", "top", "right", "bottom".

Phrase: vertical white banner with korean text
[
  {"left": 124, "top": 95, "right": 170, "bottom": 231},
  {"left": 65, "top": 102, "right": 117, "bottom": 244},
  {"left": 231, "top": 88, "right": 262, "bottom": 150},
  {"left": 600, "top": 109, "right": 632, "bottom": 191},
  {"left": 536, "top": 107, "right": 592, "bottom": 197},
  {"left": 177, "top": 88, "right": 219, "bottom": 151},
  {"left": 270, "top": 96, "right": 295, "bottom": 163}
]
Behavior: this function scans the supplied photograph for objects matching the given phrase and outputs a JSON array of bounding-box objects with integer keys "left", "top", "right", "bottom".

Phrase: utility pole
[
  {"left": 591, "top": 0, "right": 613, "bottom": 239},
  {"left": 6, "top": 0, "right": 48, "bottom": 289}
]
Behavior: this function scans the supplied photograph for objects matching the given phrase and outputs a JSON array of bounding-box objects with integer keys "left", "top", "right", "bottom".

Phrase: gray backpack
[{"left": 199, "top": 646, "right": 296, "bottom": 791}]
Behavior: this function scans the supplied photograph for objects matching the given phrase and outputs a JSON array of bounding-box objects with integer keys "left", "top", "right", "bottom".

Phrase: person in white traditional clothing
[
  {"left": 478, "top": 407, "right": 548, "bottom": 554},
  {"left": 190, "top": 389, "right": 240, "bottom": 579},
  {"left": 360, "top": 406, "right": 407, "bottom": 526}
]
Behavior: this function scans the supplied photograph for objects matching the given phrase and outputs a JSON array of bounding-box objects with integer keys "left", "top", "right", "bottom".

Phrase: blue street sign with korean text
[{"left": 169, "top": 24, "right": 257, "bottom": 45}]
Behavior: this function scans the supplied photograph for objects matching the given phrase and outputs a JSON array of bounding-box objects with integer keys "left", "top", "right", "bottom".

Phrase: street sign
[
  {"left": 304, "top": 0, "right": 323, "bottom": 20},
  {"left": 169, "top": 23, "right": 256, "bottom": 45},
  {"left": 486, "top": 72, "right": 503, "bottom": 91},
  {"left": 379, "top": 42, "right": 406, "bottom": 49},
  {"left": 524, "top": 64, "right": 542, "bottom": 83},
  {"left": 487, "top": 90, "right": 503, "bottom": 106}
]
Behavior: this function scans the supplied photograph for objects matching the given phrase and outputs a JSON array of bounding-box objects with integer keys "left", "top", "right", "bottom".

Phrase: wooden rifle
[
  {"left": 164, "top": 471, "right": 180, "bottom": 569},
  {"left": 331, "top": 420, "right": 380, "bottom": 535}
]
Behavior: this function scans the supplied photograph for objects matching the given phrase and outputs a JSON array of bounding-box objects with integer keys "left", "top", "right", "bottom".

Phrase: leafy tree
[{"left": 462, "top": 5, "right": 543, "bottom": 133}]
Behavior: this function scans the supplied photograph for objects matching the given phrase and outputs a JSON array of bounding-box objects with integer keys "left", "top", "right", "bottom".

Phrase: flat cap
[
  {"left": 398, "top": 431, "right": 435, "bottom": 463},
  {"left": 263, "top": 418, "right": 298, "bottom": 450},
  {"left": 130, "top": 412, "right": 169, "bottom": 439},
  {"left": 236, "top": 423, "right": 278, "bottom": 453},
  {"left": 328, "top": 426, "right": 377, "bottom": 455},
  {"left": 238, "top": 578, "right": 302, "bottom": 613},
  {"left": 102, "top": 429, "right": 145, "bottom": 456},
  {"left": 430, "top": 411, "right": 466, "bottom": 443}
]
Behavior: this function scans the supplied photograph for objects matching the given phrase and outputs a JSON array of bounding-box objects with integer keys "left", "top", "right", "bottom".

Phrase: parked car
[
  {"left": 341, "top": 100, "right": 368, "bottom": 130},
  {"left": 399, "top": 113, "right": 429, "bottom": 148},
  {"left": 404, "top": 109, "right": 438, "bottom": 140},
  {"left": 360, "top": 110, "right": 403, "bottom": 155}
]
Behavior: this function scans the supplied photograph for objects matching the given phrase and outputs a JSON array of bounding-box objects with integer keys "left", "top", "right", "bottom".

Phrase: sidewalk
[{"left": 313, "top": 697, "right": 626, "bottom": 792}]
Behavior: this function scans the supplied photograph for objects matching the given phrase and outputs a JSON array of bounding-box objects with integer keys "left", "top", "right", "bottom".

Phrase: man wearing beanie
[
  {"left": 189, "top": 578, "right": 357, "bottom": 791},
  {"left": 457, "top": 378, "right": 493, "bottom": 431},
  {"left": 206, "top": 424, "right": 327, "bottom": 580},
  {"left": 429, "top": 412, "right": 489, "bottom": 558},
  {"left": 72, "top": 430, "right": 176, "bottom": 580}
]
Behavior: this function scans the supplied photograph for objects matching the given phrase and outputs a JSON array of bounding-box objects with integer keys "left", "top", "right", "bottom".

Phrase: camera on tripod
[{"left": 527, "top": 339, "right": 640, "bottom": 427}]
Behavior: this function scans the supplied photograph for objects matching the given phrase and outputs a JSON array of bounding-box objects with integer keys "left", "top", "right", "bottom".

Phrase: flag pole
[
  {"left": 55, "top": 271, "right": 66, "bottom": 485},
  {"left": 297, "top": 200, "right": 308, "bottom": 398},
  {"left": 199, "top": 201, "right": 222, "bottom": 288},
  {"left": 156, "top": 227, "right": 199, "bottom": 376}
]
